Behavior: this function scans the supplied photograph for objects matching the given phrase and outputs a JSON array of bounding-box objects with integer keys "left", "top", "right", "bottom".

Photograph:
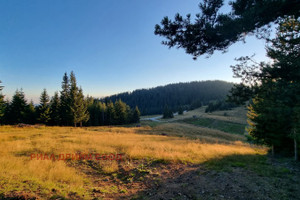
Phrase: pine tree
[
  {"left": 155, "top": 0, "right": 299, "bottom": 59},
  {"left": 244, "top": 17, "right": 300, "bottom": 156},
  {"left": 0, "top": 81, "right": 5, "bottom": 124},
  {"left": 25, "top": 100, "right": 36, "bottom": 124},
  {"left": 105, "top": 101, "right": 115, "bottom": 125},
  {"left": 73, "top": 87, "right": 89, "bottom": 127},
  {"left": 68, "top": 72, "right": 89, "bottom": 127},
  {"left": 7, "top": 89, "right": 27, "bottom": 124},
  {"left": 114, "top": 99, "right": 127, "bottom": 124},
  {"left": 132, "top": 106, "right": 141, "bottom": 123},
  {"left": 60, "top": 72, "right": 71, "bottom": 126},
  {"left": 99, "top": 102, "right": 106, "bottom": 126},
  {"left": 38, "top": 89, "right": 51, "bottom": 124},
  {"left": 50, "top": 92, "right": 61, "bottom": 126},
  {"left": 163, "top": 105, "right": 173, "bottom": 119},
  {"left": 178, "top": 106, "right": 184, "bottom": 115},
  {"left": 69, "top": 71, "right": 78, "bottom": 126}
]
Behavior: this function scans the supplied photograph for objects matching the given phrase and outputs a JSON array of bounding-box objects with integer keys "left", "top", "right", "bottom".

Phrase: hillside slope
[{"left": 103, "top": 80, "right": 234, "bottom": 115}]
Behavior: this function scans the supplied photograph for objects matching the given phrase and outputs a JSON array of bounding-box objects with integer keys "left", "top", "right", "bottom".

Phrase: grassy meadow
[{"left": 1, "top": 107, "right": 299, "bottom": 199}]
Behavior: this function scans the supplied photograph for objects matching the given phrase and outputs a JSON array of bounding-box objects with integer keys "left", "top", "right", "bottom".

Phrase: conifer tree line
[
  {"left": 0, "top": 72, "right": 140, "bottom": 126},
  {"left": 205, "top": 100, "right": 237, "bottom": 113},
  {"left": 104, "top": 80, "right": 234, "bottom": 115}
]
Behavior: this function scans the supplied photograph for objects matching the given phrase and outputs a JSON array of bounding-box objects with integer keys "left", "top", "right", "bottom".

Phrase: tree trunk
[
  {"left": 80, "top": 121, "right": 82, "bottom": 127},
  {"left": 295, "top": 138, "right": 298, "bottom": 161},
  {"left": 74, "top": 122, "right": 76, "bottom": 127}
]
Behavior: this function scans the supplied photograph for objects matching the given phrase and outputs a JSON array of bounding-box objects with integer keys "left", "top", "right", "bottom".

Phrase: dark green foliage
[
  {"left": 69, "top": 71, "right": 78, "bottom": 126},
  {"left": 205, "top": 100, "right": 237, "bottom": 113},
  {"left": 155, "top": 0, "right": 300, "bottom": 59},
  {"left": 132, "top": 106, "right": 141, "bottom": 123},
  {"left": 178, "top": 106, "right": 184, "bottom": 115},
  {"left": 87, "top": 99, "right": 140, "bottom": 126},
  {"left": 105, "top": 101, "right": 115, "bottom": 125},
  {"left": 105, "top": 80, "right": 233, "bottom": 115},
  {"left": 49, "top": 92, "right": 61, "bottom": 125},
  {"left": 5, "top": 90, "right": 27, "bottom": 124},
  {"left": 190, "top": 99, "right": 202, "bottom": 110},
  {"left": 163, "top": 105, "right": 174, "bottom": 119},
  {"left": 38, "top": 89, "right": 51, "bottom": 124},
  {"left": 87, "top": 98, "right": 106, "bottom": 126},
  {"left": 60, "top": 72, "right": 71, "bottom": 126},
  {"left": 114, "top": 99, "right": 127, "bottom": 125},
  {"left": 69, "top": 72, "right": 89, "bottom": 127},
  {"left": 58, "top": 71, "right": 89, "bottom": 127},
  {"left": 25, "top": 101, "right": 36, "bottom": 124},
  {"left": 0, "top": 81, "right": 5, "bottom": 124},
  {"left": 1, "top": 72, "right": 139, "bottom": 127},
  {"left": 230, "top": 17, "right": 300, "bottom": 158}
]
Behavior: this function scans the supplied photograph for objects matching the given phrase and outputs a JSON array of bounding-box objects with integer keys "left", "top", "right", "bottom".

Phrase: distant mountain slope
[{"left": 102, "top": 80, "right": 234, "bottom": 115}]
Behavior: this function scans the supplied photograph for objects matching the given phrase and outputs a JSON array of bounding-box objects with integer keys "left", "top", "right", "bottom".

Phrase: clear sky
[{"left": 0, "top": 0, "right": 270, "bottom": 103}]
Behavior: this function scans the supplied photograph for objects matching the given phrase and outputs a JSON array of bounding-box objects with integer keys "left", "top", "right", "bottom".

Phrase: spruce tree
[
  {"left": 105, "top": 101, "right": 115, "bottom": 125},
  {"left": 178, "top": 106, "right": 184, "bottom": 115},
  {"left": 25, "top": 100, "right": 36, "bottom": 124},
  {"left": 240, "top": 17, "right": 300, "bottom": 156},
  {"left": 7, "top": 89, "right": 27, "bottom": 124},
  {"left": 0, "top": 81, "right": 5, "bottom": 124},
  {"left": 69, "top": 71, "right": 78, "bottom": 126},
  {"left": 132, "top": 106, "right": 141, "bottom": 123},
  {"left": 114, "top": 99, "right": 127, "bottom": 124},
  {"left": 38, "top": 89, "right": 51, "bottom": 124},
  {"left": 60, "top": 72, "right": 71, "bottom": 125},
  {"left": 50, "top": 92, "right": 61, "bottom": 125},
  {"left": 98, "top": 101, "right": 106, "bottom": 126},
  {"left": 68, "top": 72, "right": 89, "bottom": 127},
  {"left": 73, "top": 87, "right": 89, "bottom": 127},
  {"left": 163, "top": 105, "right": 173, "bottom": 119}
]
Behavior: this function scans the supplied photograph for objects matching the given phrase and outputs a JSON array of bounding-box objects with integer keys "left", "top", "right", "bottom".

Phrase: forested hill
[{"left": 102, "top": 80, "right": 234, "bottom": 115}]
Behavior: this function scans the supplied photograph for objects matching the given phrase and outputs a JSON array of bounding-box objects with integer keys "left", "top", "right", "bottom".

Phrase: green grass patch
[{"left": 181, "top": 118, "right": 246, "bottom": 135}]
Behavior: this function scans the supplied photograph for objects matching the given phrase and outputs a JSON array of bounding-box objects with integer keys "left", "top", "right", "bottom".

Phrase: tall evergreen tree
[
  {"left": 233, "top": 17, "right": 300, "bottom": 157},
  {"left": 68, "top": 72, "right": 89, "bottom": 127},
  {"left": 60, "top": 72, "right": 71, "bottom": 125},
  {"left": 73, "top": 87, "right": 89, "bottom": 127},
  {"left": 163, "top": 105, "right": 174, "bottom": 119},
  {"left": 38, "top": 89, "right": 51, "bottom": 124},
  {"left": 25, "top": 100, "right": 36, "bottom": 124},
  {"left": 69, "top": 71, "right": 78, "bottom": 126},
  {"left": 178, "top": 106, "right": 184, "bottom": 115},
  {"left": 0, "top": 81, "right": 5, "bottom": 124},
  {"left": 114, "top": 99, "right": 127, "bottom": 124},
  {"left": 6, "top": 89, "right": 27, "bottom": 124},
  {"left": 132, "top": 106, "right": 141, "bottom": 123},
  {"left": 50, "top": 92, "right": 61, "bottom": 125},
  {"left": 105, "top": 101, "right": 115, "bottom": 125}
]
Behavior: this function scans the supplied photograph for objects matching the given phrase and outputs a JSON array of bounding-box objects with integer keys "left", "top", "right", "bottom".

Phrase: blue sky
[{"left": 0, "top": 0, "right": 270, "bottom": 103}]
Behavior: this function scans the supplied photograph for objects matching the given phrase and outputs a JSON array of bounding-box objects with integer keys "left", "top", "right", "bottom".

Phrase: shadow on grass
[{"left": 128, "top": 154, "right": 300, "bottom": 200}]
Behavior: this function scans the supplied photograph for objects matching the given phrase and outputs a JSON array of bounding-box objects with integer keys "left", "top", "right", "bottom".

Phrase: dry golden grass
[{"left": 0, "top": 125, "right": 266, "bottom": 199}]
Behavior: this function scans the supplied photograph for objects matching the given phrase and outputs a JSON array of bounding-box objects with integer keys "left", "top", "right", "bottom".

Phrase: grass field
[{"left": 1, "top": 107, "right": 299, "bottom": 199}]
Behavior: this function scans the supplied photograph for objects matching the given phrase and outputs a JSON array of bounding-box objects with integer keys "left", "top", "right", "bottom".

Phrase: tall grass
[{"left": 0, "top": 125, "right": 266, "bottom": 199}]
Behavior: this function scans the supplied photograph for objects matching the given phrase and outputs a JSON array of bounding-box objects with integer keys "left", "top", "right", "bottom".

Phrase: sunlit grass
[{"left": 0, "top": 125, "right": 266, "bottom": 199}]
